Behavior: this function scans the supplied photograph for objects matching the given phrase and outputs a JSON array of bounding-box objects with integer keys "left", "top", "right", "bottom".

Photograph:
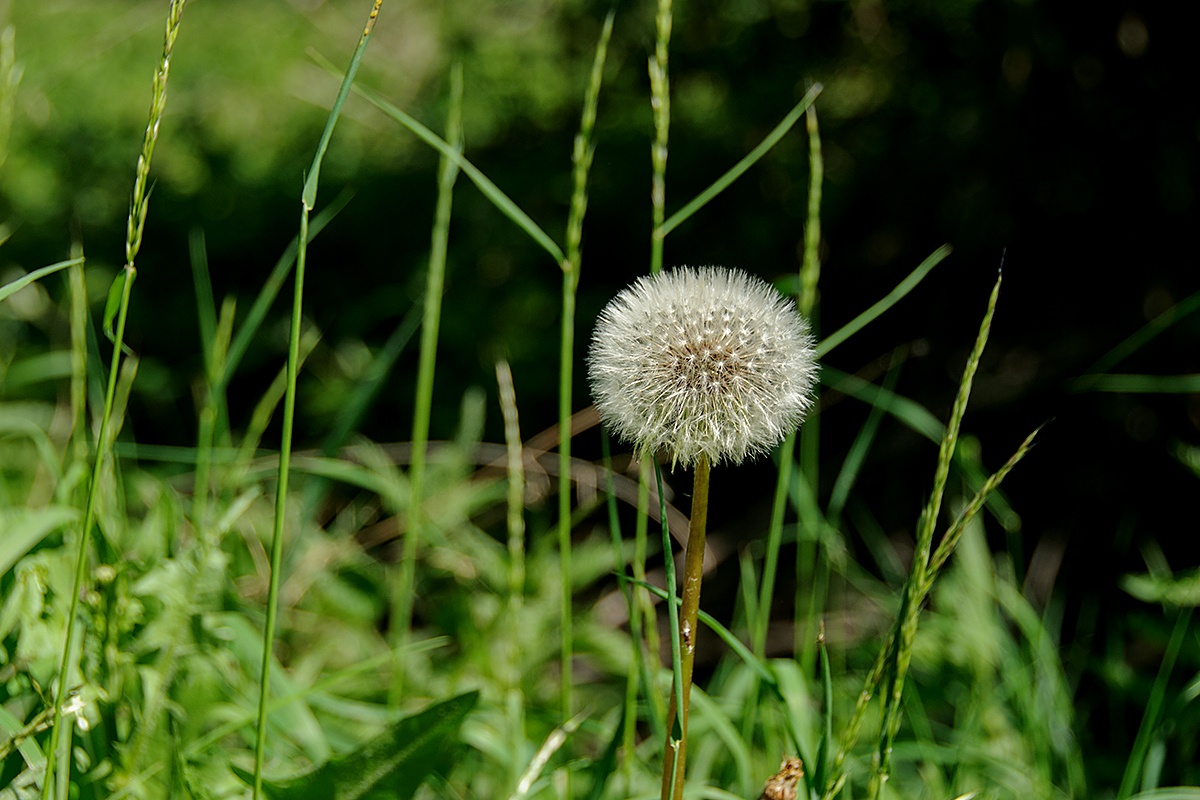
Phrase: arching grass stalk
[
  {"left": 252, "top": 2, "right": 383, "bottom": 795},
  {"left": 555, "top": 18, "right": 612, "bottom": 788},
  {"left": 40, "top": 3, "right": 188, "bottom": 797},
  {"left": 392, "top": 62, "right": 463, "bottom": 707}
]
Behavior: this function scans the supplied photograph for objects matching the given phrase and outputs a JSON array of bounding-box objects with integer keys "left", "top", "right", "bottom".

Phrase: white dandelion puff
[{"left": 587, "top": 266, "right": 819, "bottom": 467}]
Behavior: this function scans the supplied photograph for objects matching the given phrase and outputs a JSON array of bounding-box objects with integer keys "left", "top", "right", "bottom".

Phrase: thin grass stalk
[
  {"left": 648, "top": 0, "right": 672, "bottom": 275},
  {"left": 754, "top": 431, "right": 793, "bottom": 659},
  {"left": 496, "top": 359, "right": 527, "bottom": 794},
  {"left": 42, "top": 266, "right": 133, "bottom": 800},
  {"left": 660, "top": 454, "right": 710, "bottom": 800},
  {"left": 189, "top": 231, "right": 226, "bottom": 542},
  {"left": 555, "top": 19, "right": 612, "bottom": 774},
  {"left": 393, "top": 63, "right": 463, "bottom": 706},
  {"left": 757, "top": 101, "right": 823, "bottom": 662},
  {"left": 795, "top": 103, "right": 826, "bottom": 671},
  {"left": 68, "top": 256, "right": 87, "bottom": 467},
  {"left": 868, "top": 271, "right": 1002, "bottom": 799},
  {"left": 253, "top": 207, "right": 307, "bottom": 800},
  {"left": 636, "top": 457, "right": 665, "bottom": 728},
  {"left": 253, "top": 3, "right": 383, "bottom": 793},
  {"left": 654, "top": 461, "right": 687, "bottom": 800},
  {"left": 40, "top": 4, "right": 187, "bottom": 797}
]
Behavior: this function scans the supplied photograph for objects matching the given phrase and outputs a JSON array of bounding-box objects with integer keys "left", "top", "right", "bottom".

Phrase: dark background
[{"left": 2, "top": 0, "right": 1197, "bottom": 787}]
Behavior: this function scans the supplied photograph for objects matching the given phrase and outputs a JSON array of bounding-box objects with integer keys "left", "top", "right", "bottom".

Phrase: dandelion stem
[{"left": 660, "top": 454, "right": 710, "bottom": 800}]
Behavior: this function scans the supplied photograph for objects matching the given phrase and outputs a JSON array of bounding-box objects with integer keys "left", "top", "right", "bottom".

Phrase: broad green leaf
[
  {"left": 0, "top": 506, "right": 79, "bottom": 578},
  {"left": 103, "top": 267, "right": 136, "bottom": 342},
  {"left": 240, "top": 691, "right": 478, "bottom": 800}
]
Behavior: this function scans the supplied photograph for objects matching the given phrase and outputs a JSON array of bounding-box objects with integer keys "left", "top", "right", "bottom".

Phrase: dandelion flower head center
[{"left": 588, "top": 266, "right": 818, "bottom": 467}]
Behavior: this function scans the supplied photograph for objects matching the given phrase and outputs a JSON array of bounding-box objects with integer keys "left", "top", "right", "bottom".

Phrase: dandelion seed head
[{"left": 588, "top": 266, "right": 818, "bottom": 467}]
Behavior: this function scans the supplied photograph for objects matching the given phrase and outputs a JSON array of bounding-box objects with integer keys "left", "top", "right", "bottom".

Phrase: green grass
[{"left": 1, "top": 3, "right": 1198, "bottom": 800}]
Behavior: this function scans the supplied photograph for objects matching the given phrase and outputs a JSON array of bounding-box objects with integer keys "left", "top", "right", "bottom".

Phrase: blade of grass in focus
[
  {"left": 41, "top": 3, "right": 189, "bottom": 797},
  {"left": 253, "top": 2, "right": 384, "bottom": 795}
]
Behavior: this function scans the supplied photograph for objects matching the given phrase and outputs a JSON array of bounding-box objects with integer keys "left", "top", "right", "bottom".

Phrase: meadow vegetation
[{"left": 1, "top": 2, "right": 1198, "bottom": 799}]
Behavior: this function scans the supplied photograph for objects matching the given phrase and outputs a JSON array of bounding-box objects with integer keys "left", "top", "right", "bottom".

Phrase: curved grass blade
[
  {"left": 816, "top": 244, "right": 951, "bottom": 358},
  {"left": 658, "top": 83, "right": 822, "bottom": 239},
  {"left": 0, "top": 257, "right": 82, "bottom": 303},
  {"left": 327, "top": 55, "right": 565, "bottom": 265}
]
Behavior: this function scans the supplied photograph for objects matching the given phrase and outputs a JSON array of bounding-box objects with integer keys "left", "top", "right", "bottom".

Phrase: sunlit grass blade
[
  {"left": 816, "top": 244, "right": 951, "bottom": 358},
  {"left": 253, "top": 2, "right": 384, "bottom": 795},
  {"left": 41, "top": 3, "right": 189, "bottom": 795},
  {"left": 328, "top": 55, "right": 565, "bottom": 266},
  {"left": 0, "top": 257, "right": 82, "bottom": 303},
  {"left": 390, "top": 62, "right": 463, "bottom": 707},
  {"left": 508, "top": 712, "right": 586, "bottom": 800},
  {"left": 658, "top": 83, "right": 822, "bottom": 239}
]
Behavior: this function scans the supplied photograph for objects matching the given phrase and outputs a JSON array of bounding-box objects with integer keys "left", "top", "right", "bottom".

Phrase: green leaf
[
  {"left": 1122, "top": 570, "right": 1200, "bottom": 607},
  {"left": 0, "top": 506, "right": 79, "bottom": 579},
  {"left": 103, "top": 267, "right": 136, "bottom": 342},
  {"left": 0, "top": 257, "right": 83, "bottom": 303},
  {"left": 238, "top": 691, "right": 478, "bottom": 800}
]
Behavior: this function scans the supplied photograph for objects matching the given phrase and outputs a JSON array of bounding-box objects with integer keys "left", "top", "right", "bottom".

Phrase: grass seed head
[{"left": 588, "top": 266, "right": 818, "bottom": 467}]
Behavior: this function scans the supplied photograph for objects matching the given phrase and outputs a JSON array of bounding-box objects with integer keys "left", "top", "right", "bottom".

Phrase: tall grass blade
[
  {"left": 337, "top": 64, "right": 564, "bottom": 265},
  {"left": 655, "top": 461, "right": 686, "bottom": 800},
  {"left": 41, "top": 8, "right": 188, "bottom": 794},
  {"left": 556, "top": 16, "right": 613, "bottom": 770},
  {"left": 253, "top": 2, "right": 384, "bottom": 795},
  {"left": 391, "top": 62, "right": 463, "bottom": 705},
  {"left": 1080, "top": 285, "right": 1200, "bottom": 378}
]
